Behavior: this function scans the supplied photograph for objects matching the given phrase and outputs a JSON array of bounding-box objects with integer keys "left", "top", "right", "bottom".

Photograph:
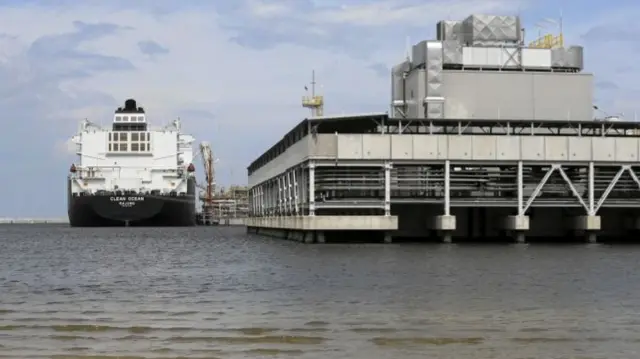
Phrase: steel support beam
[
  {"left": 517, "top": 160, "right": 524, "bottom": 215},
  {"left": 292, "top": 168, "right": 299, "bottom": 215},
  {"left": 594, "top": 166, "right": 627, "bottom": 214},
  {"left": 309, "top": 161, "right": 315, "bottom": 216},
  {"left": 384, "top": 162, "right": 391, "bottom": 216},
  {"left": 444, "top": 160, "right": 450, "bottom": 215}
]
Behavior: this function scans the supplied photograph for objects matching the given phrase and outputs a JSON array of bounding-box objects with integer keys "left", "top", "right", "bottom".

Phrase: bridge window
[{"left": 108, "top": 131, "right": 152, "bottom": 153}]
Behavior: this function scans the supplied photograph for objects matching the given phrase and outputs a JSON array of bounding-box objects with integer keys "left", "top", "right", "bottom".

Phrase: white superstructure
[{"left": 69, "top": 99, "right": 195, "bottom": 195}]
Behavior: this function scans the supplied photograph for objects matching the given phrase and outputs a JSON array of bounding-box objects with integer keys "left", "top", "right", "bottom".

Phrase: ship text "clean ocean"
[{"left": 109, "top": 197, "right": 145, "bottom": 202}]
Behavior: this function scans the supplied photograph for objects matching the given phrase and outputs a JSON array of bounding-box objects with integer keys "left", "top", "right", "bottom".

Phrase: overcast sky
[{"left": 0, "top": 0, "right": 636, "bottom": 217}]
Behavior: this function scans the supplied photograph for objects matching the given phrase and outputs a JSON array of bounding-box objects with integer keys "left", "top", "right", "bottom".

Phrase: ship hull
[{"left": 67, "top": 178, "right": 196, "bottom": 227}]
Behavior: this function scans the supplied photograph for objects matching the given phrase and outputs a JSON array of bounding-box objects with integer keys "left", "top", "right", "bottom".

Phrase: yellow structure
[
  {"left": 302, "top": 70, "right": 324, "bottom": 117},
  {"left": 529, "top": 33, "right": 564, "bottom": 49}
]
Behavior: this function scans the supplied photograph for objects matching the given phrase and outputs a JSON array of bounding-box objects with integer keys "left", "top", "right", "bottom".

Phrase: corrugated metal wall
[{"left": 442, "top": 71, "right": 593, "bottom": 121}]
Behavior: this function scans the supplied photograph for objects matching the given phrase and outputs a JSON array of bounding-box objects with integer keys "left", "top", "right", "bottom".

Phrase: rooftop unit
[{"left": 392, "top": 13, "right": 591, "bottom": 122}]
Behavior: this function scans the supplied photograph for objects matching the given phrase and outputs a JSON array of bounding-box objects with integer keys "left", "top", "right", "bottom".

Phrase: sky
[{"left": 0, "top": 0, "right": 637, "bottom": 217}]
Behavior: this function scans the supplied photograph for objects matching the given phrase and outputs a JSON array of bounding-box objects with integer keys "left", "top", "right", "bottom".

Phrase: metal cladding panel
[
  {"left": 391, "top": 61, "right": 410, "bottom": 102},
  {"left": 448, "top": 136, "right": 472, "bottom": 159},
  {"left": 442, "top": 40, "right": 462, "bottom": 64},
  {"left": 461, "top": 47, "right": 521, "bottom": 68},
  {"left": 550, "top": 46, "right": 584, "bottom": 70},
  {"left": 406, "top": 69, "right": 427, "bottom": 118},
  {"left": 462, "top": 14, "right": 521, "bottom": 45},
  {"left": 442, "top": 71, "right": 532, "bottom": 119},
  {"left": 471, "top": 136, "right": 496, "bottom": 160},
  {"left": 442, "top": 71, "right": 593, "bottom": 121},
  {"left": 412, "top": 136, "right": 439, "bottom": 159},
  {"left": 316, "top": 135, "right": 640, "bottom": 163},
  {"left": 568, "top": 137, "right": 591, "bottom": 161},
  {"left": 531, "top": 73, "right": 593, "bottom": 121},
  {"left": 544, "top": 137, "right": 569, "bottom": 161},
  {"left": 362, "top": 135, "right": 390, "bottom": 159},
  {"left": 425, "top": 41, "right": 444, "bottom": 119},
  {"left": 390, "top": 135, "right": 413, "bottom": 158},
  {"left": 411, "top": 40, "right": 427, "bottom": 67},
  {"left": 337, "top": 135, "right": 363, "bottom": 159},
  {"left": 521, "top": 48, "right": 551, "bottom": 68},
  {"left": 591, "top": 138, "right": 615, "bottom": 161},
  {"left": 426, "top": 41, "right": 443, "bottom": 97},
  {"left": 496, "top": 137, "right": 521, "bottom": 160},
  {"left": 520, "top": 137, "right": 545, "bottom": 161},
  {"left": 615, "top": 137, "right": 639, "bottom": 162},
  {"left": 567, "top": 46, "right": 584, "bottom": 69},
  {"left": 248, "top": 137, "right": 310, "bottom": 187},
  {"left": 436, "top": 20, "right": 463, "bottom": 42}
]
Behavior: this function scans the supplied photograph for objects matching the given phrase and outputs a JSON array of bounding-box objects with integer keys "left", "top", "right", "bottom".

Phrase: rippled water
[{"left": 1, "top": 225, "right": 640, "bottom": 358}]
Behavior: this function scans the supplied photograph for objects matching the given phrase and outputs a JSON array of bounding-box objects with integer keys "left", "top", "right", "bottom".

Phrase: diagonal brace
[
  {"left": 627, "top": 167, "right": 640, "bottom": 189},
  {"left": 556, "top": 167, "right": 588, "bottom": 212},
  {"left": 594, "top": 166, "right": 627, "bottom": 214},
  {"left": 523, "top": 165, "right": 556, "bottom": 213}
]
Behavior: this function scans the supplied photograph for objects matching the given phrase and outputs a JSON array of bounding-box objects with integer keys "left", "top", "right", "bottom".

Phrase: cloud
[
  {"left": 138, "top": 40, "right": 169, "bottom": 57},
  {"left": 0, "top": 0, "right": 638, "bottom": 216},
  {"left": 596, "top": 80, "right": 619, "bottom": 90}
]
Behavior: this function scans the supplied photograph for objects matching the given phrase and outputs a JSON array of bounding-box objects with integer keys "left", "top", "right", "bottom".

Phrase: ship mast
[{"left": 302, "top": 70, "right": 324, "bottom": 117}]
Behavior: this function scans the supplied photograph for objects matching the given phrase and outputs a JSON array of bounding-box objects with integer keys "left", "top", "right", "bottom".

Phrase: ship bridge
[
  {"left": 108, "top": 99, "right": 151, "bottom": 153},
  {"left": 113, "top": 98, "right": 147, "bottom": 131}
]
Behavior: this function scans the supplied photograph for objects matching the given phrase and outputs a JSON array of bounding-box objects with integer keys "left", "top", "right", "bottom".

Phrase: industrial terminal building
[{"left": 245, "top": 14, "right": 640, "bottom": 243}]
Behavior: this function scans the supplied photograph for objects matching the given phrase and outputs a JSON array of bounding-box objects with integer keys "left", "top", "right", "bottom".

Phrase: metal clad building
[
  {"left": 392, "top": 13, "right": 590, "bottom": 122},
  {"left": 245, "top": 13, "right": 640, "bottom": 244},
  {"left": 442, "top": 71, "right": 593, "bottom": 121}
]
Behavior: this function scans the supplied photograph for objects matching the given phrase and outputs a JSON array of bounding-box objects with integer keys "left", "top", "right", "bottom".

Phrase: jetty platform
[
  {"left": 0, "top": 218, "right": 69, "bottom": 224},
  {"left": 245, "top": 114, "right": 640, "bottom": 243}
]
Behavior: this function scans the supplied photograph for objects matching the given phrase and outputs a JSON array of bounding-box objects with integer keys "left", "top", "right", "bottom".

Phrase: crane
[{"left": 199, "top": 141, "right": 216, "bottom": 212}]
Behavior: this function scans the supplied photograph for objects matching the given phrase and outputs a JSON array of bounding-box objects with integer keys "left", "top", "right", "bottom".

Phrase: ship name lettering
[{"left": 109, "top": 196, "right": 145, "bottom": 202}]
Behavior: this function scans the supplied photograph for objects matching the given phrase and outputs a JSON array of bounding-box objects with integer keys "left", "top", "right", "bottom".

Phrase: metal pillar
[
  {"left": 442, "top": 160, "right": 452, "bottom": 243},
  {"left": 517, "top": 161, "right": 523, "bottom": 215},
  {"left": 384, "top": 162, "right": 391, "bottom": 216},
  {"left": 515, "top": 160, "right": 526, "bottom": 243},
  {"left": 292, "top": 168, "right": 300, "bottom": 215},
  {"left": 444, "top": 160, "right": 450, "bottom": 216},
  {"left": 277, "top": 176, "right": 283, "bottom": 215},
  {"left": 588, "top": 162, "right": 595, "bottom": 215},
  {"left": 308, "top": 161, "right": 315, "bottom": 216},
  {"left": 286, "top": 171, "right": 293, "bottom": 215}
]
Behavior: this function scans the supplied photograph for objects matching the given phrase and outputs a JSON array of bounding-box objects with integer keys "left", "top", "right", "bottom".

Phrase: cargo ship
[{"left": 67, "top": 99, "right": 197, "bottom": 226}]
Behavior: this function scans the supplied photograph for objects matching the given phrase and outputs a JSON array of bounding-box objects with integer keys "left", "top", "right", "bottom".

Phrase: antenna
[
  {"left": 301, "top": 70, "right": 324, "bottom": 117},
  {"left": 559, "top": 8, "right": 564, "bottom": 47},
  {"left": 405, "top": 36, "right": 410, "bottom": 61}
]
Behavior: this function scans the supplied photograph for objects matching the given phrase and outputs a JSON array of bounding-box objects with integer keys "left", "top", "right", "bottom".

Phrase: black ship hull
[{"left": 67, "top": 178, "right": 196, "bottom": 227}]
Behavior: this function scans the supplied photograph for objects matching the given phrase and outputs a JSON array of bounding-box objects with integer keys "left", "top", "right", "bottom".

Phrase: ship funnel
[{"left": 124, "top": 99, "right": 137, "bottom": 111}]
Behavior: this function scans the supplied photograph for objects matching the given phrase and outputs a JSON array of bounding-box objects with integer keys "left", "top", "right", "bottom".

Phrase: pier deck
[
  {"left": 0, "top": 218, "right": 69, "bottom": 224},
  {"left": 246, "top": 114, "right": 640, "bottom": 243}
]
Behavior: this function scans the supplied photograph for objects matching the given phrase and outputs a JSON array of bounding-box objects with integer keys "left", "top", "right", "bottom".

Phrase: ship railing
[{"left": 73, "top": 164, "right": 185, "bottom": 170}]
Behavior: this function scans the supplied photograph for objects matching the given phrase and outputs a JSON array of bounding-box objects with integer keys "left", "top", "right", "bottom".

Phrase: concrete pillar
[
  {"left": 303, "top": 231, "right": 314, "bottom": 244},
  {"left": 508, "top": 161, "right": 529, "bottom": 243},
  {"left": 574, "top": 215, "right": 600, "bottom": 243},
  {"left": 505, "top": 215, "right": 529, "bottom": 243},
  {"left": 383, "top": 232, "right": 392, "bottom": 243},
  {"left": 438, "top": 160, "right": 455, "bottom": 243},
  {"left": 316, "top": 231, "right": 325, "bottom": 243}
]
